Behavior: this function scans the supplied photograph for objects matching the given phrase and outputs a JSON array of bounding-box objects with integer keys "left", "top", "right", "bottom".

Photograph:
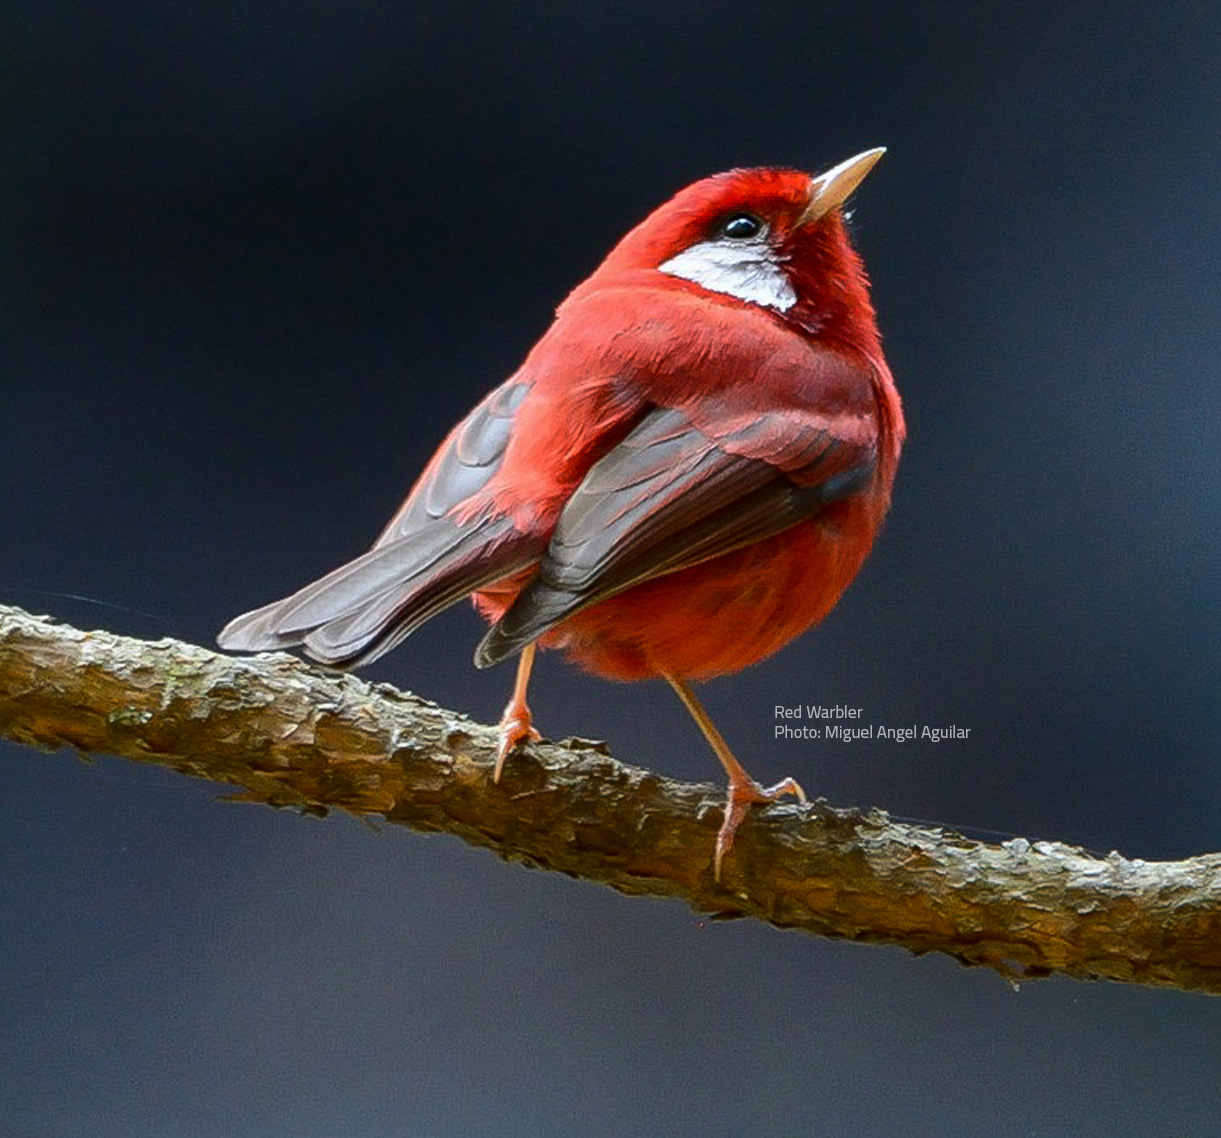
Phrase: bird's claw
[
  {"left": 714, "top": 775, "right": 806, "bottom": 881},
  {"left": 494, "top": 711, "right": 541, "bottom": 782}
]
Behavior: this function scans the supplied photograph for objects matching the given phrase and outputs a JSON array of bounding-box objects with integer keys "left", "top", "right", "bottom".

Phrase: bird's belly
[{"left": 522, "top": 504, "right": 878, "bottom": 682}]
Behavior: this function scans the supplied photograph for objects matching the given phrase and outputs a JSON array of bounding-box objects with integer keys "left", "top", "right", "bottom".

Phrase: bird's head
[{"left": 582, "top": 149, "right": 886, "bottom": 354}]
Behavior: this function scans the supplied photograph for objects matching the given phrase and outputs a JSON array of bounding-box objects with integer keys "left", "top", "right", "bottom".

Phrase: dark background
[{"left": 4, "top": 3, "right": 1220, "bottom": 1135}]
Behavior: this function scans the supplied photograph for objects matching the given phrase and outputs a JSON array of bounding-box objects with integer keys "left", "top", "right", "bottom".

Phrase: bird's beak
[{"left": 801, "top": 147, "right": 886, "bottom": 225}]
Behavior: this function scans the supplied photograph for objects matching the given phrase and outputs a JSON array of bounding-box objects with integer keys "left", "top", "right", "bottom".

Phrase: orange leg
[
  {"left": 495, "top": 642, "right": 541, "bottom": 781},
  {"left": 665, "top": 673, "right": 806, "bottom": 880}
]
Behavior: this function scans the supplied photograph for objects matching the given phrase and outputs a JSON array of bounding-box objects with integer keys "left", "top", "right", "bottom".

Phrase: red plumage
[{"left": 220, "top": 151, "right": 904, "bottom": 877}]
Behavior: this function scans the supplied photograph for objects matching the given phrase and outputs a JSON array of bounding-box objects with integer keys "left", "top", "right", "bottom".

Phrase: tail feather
[{"left": 218, "top": 517, "right": 545, "bottom": 669}]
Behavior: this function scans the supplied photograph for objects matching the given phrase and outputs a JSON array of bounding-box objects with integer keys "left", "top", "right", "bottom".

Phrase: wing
[
  {"left": 218, "top": 379, "right": 548, "bottom": 668},
  {"left": 475, "top": 388, "right": 878, "bottom": 668},
  {"left": 371, "top": 379, "right": 531, "bottom": 548}
]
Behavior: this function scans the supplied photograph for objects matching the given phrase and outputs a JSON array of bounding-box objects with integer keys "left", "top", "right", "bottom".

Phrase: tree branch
[{"left": 2, "top": 601, "right": 1219, "bottom": 994}]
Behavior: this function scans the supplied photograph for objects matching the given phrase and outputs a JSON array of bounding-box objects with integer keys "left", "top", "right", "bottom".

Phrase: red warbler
[{"left": 219, "top": 148, "right": 904, "bottom": 878}]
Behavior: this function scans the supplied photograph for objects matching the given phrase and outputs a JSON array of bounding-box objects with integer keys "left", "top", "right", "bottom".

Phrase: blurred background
[{"left": 3, "top": 2, "right": 1220, "bottom": 1135}]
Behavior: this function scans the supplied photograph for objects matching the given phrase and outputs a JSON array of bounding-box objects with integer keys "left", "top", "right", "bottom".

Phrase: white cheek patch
[{"left": 658, "top": 239, "right": 796, "bottom": 311}]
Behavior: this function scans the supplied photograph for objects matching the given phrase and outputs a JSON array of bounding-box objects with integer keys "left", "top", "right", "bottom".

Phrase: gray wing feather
[
  {"left": 475, "top": 406, "right": 874, "bottom": 668},
  {"left": 218, "top": 380, "right": 541, "bottom": 668}
]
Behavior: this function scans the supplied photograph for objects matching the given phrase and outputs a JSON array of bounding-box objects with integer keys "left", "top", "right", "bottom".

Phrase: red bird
[{"left": 219, "top": 149, "right": 904, "bottom": 878}]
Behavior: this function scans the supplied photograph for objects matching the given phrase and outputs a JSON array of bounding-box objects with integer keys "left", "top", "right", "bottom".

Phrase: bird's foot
[
  {"left": 715, "top": 775, "right": 807, "bottom": 881},
  {"left": 494, "top": 702, "right": 541, "bottom": 782}
]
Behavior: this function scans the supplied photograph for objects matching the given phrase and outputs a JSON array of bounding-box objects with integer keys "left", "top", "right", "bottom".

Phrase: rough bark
[{"left": 2, "top": 602, "right": 1219, "bottom": 994}]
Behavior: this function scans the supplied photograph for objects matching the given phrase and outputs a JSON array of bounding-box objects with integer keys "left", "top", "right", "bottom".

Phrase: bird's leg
[
  {"left": 495, "top": 642, "right": 541, "bottom": 781},
  {"left": 665, "top": 673, "right": 806, "bottom": 880}
]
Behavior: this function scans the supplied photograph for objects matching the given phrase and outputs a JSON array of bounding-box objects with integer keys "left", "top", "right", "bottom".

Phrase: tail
[{"left": 218, "top": 517, "right": 544, "bottom": 669}]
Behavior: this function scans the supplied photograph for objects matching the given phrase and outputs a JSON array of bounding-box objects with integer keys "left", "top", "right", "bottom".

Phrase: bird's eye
[{"left": 718, "top": 213, "right": 764, "bottom": 240}]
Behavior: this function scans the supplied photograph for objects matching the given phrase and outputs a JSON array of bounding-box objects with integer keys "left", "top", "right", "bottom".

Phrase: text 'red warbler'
[{"left": 219, "top": 149, "right": 905, "bottom": 879}]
